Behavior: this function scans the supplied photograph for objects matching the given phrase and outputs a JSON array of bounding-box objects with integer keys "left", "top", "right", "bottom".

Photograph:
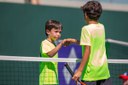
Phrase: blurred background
[{"left": 0, "top": 0, "right": 128, "bottom": 85}]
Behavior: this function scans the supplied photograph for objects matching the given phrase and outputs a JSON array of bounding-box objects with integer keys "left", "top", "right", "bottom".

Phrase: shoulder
[
  {"left": 81, "top": 24, "right": 92, "bottom": 33},
  {"left": 82, "top": 24, "right": 90, "bottom": 29},
  {"left": 81, "top": 25, "right": 89, "bottom": 32},
  {"left": 82, "top": 24, "right": 96, "bottom": 30},
  {"left": 41, "top": 39, "right": 49, "bottom": 45},
  {"left": 42, "top": 39, "right": 47, "bottom": 43},
  {"left": 98, "top": 23, "right": 105, "bottom": 28},
  {"left": 41, "top": 39, "right": 55, "bottom": 48}
]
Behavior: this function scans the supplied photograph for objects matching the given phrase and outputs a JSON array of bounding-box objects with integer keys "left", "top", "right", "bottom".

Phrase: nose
[{"left": 57, "top": 32, "right": 61, "bottom": 38}]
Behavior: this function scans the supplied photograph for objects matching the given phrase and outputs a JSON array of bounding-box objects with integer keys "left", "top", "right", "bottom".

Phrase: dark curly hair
[{"left": 81, "top": 1, "right": 102, "bottom": 21}]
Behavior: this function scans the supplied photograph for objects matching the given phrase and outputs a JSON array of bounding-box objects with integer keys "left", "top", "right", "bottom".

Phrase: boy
[
  {"left": 72, "top": 1, "right": 111, "bottom": 85},
  {"left": 39, "top": 19, "right": 78, "bottom": 85}
]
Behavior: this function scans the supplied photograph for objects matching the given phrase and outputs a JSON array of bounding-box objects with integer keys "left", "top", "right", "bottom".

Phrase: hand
[
  {"left": 60, "top": 39, "right": 72, "bottom": 47},
  {"left": 66, "top": 38, "right": 80, "bottom": 45},
  {"left": 60, "top": 38, "right": 79, "bottom": 46},
  {"left": 72, "top": 71, "right": 82, "bottom": 81},
  {"left": 60, "top": 39, "right": 69, "bottom": 46},
  {"left": 64, "top": 39, "right": 72, "bottom": 46},
  {"left": 63, "top": 38, "right": 79, "bottom": 46},
  {"left": 66, "top": 38, "right": 77, "bottom": 43}
]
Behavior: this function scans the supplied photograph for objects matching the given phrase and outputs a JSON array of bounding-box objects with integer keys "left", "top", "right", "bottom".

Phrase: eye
[
  {"left": 59, "top": 31, "right": 62, "bottom": 34},
  {"left": 55, "top": 31, "right": 58, "bottom": 33}
]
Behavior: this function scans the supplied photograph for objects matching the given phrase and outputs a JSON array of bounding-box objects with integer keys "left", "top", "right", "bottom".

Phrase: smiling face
[{"left": 46, "top": 28, "right": 62, "bottom": 42}]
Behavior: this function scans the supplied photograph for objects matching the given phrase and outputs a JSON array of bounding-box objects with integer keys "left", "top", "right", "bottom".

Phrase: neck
[
  {"left": 47, "top": 38, "right": 54, "bottom": 43},
  {"left": 47, "top": 38, "right": 57, "bottom": 46},
  {"left": 88, "top": 20, "right": 98, "bottom": 24}
]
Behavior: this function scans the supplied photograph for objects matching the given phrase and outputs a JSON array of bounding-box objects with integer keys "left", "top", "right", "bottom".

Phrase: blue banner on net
[{"left": 58, "top": 44, "right": 82, "bottom": 85}]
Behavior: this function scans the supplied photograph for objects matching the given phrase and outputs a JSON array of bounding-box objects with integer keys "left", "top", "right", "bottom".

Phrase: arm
[
  {"left": 72, "top": 45, "right": 90, "bottom": 81},
  {"left": 47, "top": 38, "right": 80, "bottom": 57},
  {"left": 64, "top": 38, "right": 80, "bottom": 45},
  {"left": 47, "top": 39, "right": 67, "bottom": 57}
]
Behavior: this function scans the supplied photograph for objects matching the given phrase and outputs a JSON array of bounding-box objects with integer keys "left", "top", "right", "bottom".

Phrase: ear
[
  {"left": 85, "top": 14, "right": 88, "bottom": 19},
  {"left": 85, "top": 14, "right": 90, "bottom": 22},
  {"left": 46, "top": 29, "right": 50, "bottom": 35}
]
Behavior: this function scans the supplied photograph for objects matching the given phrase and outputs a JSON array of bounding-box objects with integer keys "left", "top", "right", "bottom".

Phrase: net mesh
[
  {"left": 109, "top": 63, "right": 128, "bottom": 85},
  {"left": 0, "top": 60, "right": 38, "bottom": 85},
  {"left": 0, "top": 56, "right": 128, "bottom": 85}
]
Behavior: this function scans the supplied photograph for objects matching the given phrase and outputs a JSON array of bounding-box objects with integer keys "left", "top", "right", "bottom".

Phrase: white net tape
[{"left": 0, "top": 55, "right": 128, "bottom": 64}]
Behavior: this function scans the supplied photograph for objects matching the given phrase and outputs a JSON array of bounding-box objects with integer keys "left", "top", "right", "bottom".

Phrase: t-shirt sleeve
[
  {"left": 40, "top": 41, "right": 54, "bottom": 57},
  {"left": 42, "top": 42, "right": 52, "bottom": 53},
  {"left": 80, "top": 27, "right": 91, "bottom": 46}
]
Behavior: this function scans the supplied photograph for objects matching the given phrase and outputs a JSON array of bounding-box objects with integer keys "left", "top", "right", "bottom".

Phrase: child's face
[{"left": 47, "top": 28, "right": 62, "bottom": 41}]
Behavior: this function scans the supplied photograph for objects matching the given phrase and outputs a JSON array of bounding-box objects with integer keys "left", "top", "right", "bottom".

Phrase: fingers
[
  {"left": 72, "top": 75, "right": 79, "bottom": 81},
  {"left": 60, "top": 39, "right": 67, "bottom": 46},
  {"left": 66, "top": 38, "right": 76, "bottom": 43},
  {"left": 61, "top": 39, "right": 71, "bottom": 46},
  {"left": 63, "top": 39, "right": 70, "bottom": 46},
  {"left": 61, "top": 38, "right": 78, "bottom": 46},
  {"left": 72, "top": 71, "right": 82, "bottom": 81}
]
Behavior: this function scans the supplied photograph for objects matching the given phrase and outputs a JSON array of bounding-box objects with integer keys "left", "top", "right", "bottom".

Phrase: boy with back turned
[{"left": 72, "top": 1, "right": 112, "bottom": 85}]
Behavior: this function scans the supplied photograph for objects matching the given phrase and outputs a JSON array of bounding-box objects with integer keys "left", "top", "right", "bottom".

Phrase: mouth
[
  {"left": 55, "top": 38, "right": 59, "bottom": 40},
  {"left": 52, "top": 37, "right": 58, "bottom": 41}
]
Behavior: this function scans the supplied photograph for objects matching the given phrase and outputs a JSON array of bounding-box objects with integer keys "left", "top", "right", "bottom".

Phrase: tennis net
[{"left": 0, "top": 55, "right": 128, "bottom": 85}]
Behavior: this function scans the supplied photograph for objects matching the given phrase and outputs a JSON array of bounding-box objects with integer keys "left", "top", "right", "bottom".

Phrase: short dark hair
[
  {"left": 45, "top": 20, "right": 63, "bottom": 36},
  {"left": 81, "top": 1, "right": 102, "bottom": 21}
]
